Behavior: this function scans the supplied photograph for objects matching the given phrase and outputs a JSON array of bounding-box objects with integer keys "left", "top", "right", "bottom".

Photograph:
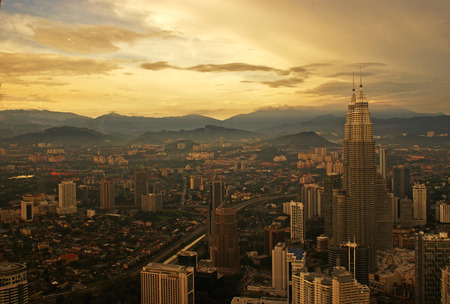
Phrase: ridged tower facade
[{"left": 342, "top": 74, "right": 377, "bottom": 271}]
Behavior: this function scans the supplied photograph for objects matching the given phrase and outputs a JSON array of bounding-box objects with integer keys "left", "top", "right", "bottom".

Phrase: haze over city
[{"left": 0, "top": 0, "right": 449, "bottom": 119}]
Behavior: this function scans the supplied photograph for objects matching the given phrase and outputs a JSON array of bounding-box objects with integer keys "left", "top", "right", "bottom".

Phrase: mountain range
[{"left": 0, "top": 108, "right": 448, "bottom": 147}]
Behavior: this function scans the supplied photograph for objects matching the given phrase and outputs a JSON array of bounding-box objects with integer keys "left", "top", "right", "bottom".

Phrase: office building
[
  {"left": 57, "top": 181, "right": 77, "bottom": 214},
  {"left": 392, "top": 165, "right": 410, "bottom": 199},
  {"left": 178, "top": 251, "right": 197, "bottom": 270},
  {"left": 323, "top": 173, "right": 342, "bottom": 238},
  {"left": 141, "top": 263, "right": 194, "bottom": 304},
  {"left": 398, "top": 198, "right": 414, "bottom": 228},
  {"left": 208, "top": 177, "right": 224, "bottom": 249},
  {"left": 328, "top": 242, "right": 369, "bottom": 285},
  {"left": 375, "top": 174, "right": 393, "bottom": 250},
  {"left": 415, "top": 232, "right": 450, "bottom": 304},
  {"left": 413, "top": 183, "right": 427, "bottom": 226},
  {"left": 439, "top": 203, "right": 450, "bottom": 223},
  {"left": 264, "top": 223, "right": 285, "bottom": 256},
  {"left": 20, "top": 201, "right": 33, "bottom": 221},
  {"left": 332, "top": 266, "right": 370, "bottom": 304},
  {"left": 141, "top": 193, "right": 163, "bottom": 212},
  {"left": 342, "top": 76, "right": 377, "bottom": 271},
  {"left": 211, "top": 201, "right": 240, "bottom": 275},
  {"left": 134, "top": 169, "right": 149, "bottom": 209},
  {"left": 290, "top": 201, "right": 304, "bottom": 242},
  {"left": 100, "top": 179, "right": 115, "bottom": 211},
  {"left": 286, "top": 247, "right": 306, "bottom": 302},
  {"left": 0, "top": 262, "right": 28, "bottom": 304},
  {"left": 442, "top": 266, "right": 450, "bottom": 304}
]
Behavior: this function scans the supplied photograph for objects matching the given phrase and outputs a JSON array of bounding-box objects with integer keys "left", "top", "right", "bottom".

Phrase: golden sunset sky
[{"left": 0, "top": 0, "right": 449, "bottom": 119}]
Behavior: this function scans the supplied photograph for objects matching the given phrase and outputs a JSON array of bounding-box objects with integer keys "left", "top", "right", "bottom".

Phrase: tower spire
[{"left": 359, "top": 67, "right": 362, "bottom": 88}]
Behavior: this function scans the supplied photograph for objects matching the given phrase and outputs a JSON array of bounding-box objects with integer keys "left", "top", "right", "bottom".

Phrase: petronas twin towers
[{"left": 335, "top": 74, "right": 378, "bottom": 271}]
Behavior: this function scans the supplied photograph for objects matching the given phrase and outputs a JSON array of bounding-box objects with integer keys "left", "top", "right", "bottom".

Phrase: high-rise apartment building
[
  {"left": 341, "top": 76, "right": 377, "bottom": 271},
  {"left": 413, "top": 183, "right": 427, "bottom": 226},
  {"left": 57, "top": 181, "right": 77, "bottom": 214},
  {"left": 323, "top": 173, "right": 342, "bottom": 238},
  {"left": 0, "top": 262, "right": 28, "bottom": 304},
  {"left": 415, "top": 232, "right": 450, "bottom": 304},
  {"left": 141, "top": 263, "right": 194, "bottom": 304},
  {"left": 211, "top": 201, "right": 240, "bottom": 275},
  {"left": 392, "top": 165, "right": 410, "bottom": 199},
  {"left": 292, "top": 272, "right": 332, "bottom": 304},
  {"left": 332, "top": 266, "right": 370, "bottom": 304},
  {"left": 134, "top": 169, "right": 149, "bottom": 209},
  {"left": 272, "top": 242, "right": 288, "bottom": 291},
  {"left": 290, "top": 201, "right": 305, "bottom": 242},
  {"left": 100, "top": 179, "right": 115, "bottom": 211},
  {"left": 300, "top": 184, "right": 322, "bottom": 220}
]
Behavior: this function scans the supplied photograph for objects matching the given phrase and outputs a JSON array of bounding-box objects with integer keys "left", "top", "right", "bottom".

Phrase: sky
[{"left": 0, "top": 0, "right": 449, "bottom": 119}]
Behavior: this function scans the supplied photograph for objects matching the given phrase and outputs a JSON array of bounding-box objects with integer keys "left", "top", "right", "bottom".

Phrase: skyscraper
[
  {"left": 290, "top": 201, "right": 305, "bottom": 243},
  {"left": 100, "top": 179, "right": 115, "bottom": 211},
  {"left": 264, "top": 223, "right": 285, "bottom": 256},
  {"left": 134, "top": 169, "right": 149, "bottom": 209},
  {"left": 392, "top": 165, "right": 411, "bottom": 199},
  {"left": 413, "top": 183, "right": 427, "bottom": 226},
  {"left": 141, "top": 263, "right": 194, "bottom": 304},
  {"left": 57, "top": 181, "right": 77, "bottom": 214},
  {"left": 208, "top": 177, "right": 224, "bottom": 250},
  {"left": 211, "top": 201, "right": 240, "bottom": 275},
  {"left": 323, "top": 173, "right": 342, "bottom": 238},
  {"left": 299, "top": 183, "right": 322, "bottom": 220},
  {"left": 342, "top": 74, "right": 377, "bottom": 271},
  {"left": 375, "top": 173, "right": 393, "bottom": 250},
  {"left": 415, "top": 232, "right": 450, "bottom": 304}
]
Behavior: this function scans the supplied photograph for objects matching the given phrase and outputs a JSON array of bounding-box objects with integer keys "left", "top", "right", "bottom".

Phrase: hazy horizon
[{"left": 0, "top": 0, "right": 449, "bottom": 119}]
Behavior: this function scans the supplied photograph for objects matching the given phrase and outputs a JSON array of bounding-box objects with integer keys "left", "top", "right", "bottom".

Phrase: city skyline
[{"left": 0, "top": 0, "right": 449, "bottom": 119}]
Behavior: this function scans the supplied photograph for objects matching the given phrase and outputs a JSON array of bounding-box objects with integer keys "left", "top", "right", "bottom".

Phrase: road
[{"left": 30, "top": 194, "right": 294, "bottom": 303}]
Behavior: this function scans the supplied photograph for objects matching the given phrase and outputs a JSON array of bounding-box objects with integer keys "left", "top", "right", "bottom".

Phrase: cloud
[
  {"left": 187, "top": 63, "right": 289, "bottom": 75},
  {"left": 260, "top": 78, "right": 304, "bottom": 88},
  {"left": 141, "top": 61, "right": 290, "bottom": 75},
  {"left": 141, "top": 61, "right": 176, "bottom": 70},
  {"left": 0, "top": 52, "right": 119, "bottom": 77},
  {"left": 33, "top": 23, "right": 151, "bottom": 54}
]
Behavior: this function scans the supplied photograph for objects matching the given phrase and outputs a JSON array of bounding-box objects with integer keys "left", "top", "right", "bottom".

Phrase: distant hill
[
  {"left": 136, "top": 125, "right": 262, "bottom": 144},
  {"left": 0, "top": 109, "right": 447, "bottom": 142},
  {"left": 269, "top": 131, "right": 338, "bottom": 148},
  {"left": 3, "top": 126, "right": 121, "bottom": 146}
]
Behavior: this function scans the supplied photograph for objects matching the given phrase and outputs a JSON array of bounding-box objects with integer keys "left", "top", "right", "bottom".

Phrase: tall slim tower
[
  {"left": 134, "top": 169, "right": 149, "bottom": 208},
  {"left": 211, "top": 201, "right": 240, "bottom": 275},
  {"left": 392, "top": 165, "right": 410, "bottom": 198},
  {"left": 342, "top": 74, "right": 377, "bottom": 271},
  {"left": 208, "top": 177, "right": 224, "bottom": 250},
  {"left": 100, "top": 179, "right": 115, "bottom": 211},
  {"left": 413, "top": 183, "right": 427, "bottom": 226},
  {"left": 290, "top": 201, "right": 305, "bottom": 242}
]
